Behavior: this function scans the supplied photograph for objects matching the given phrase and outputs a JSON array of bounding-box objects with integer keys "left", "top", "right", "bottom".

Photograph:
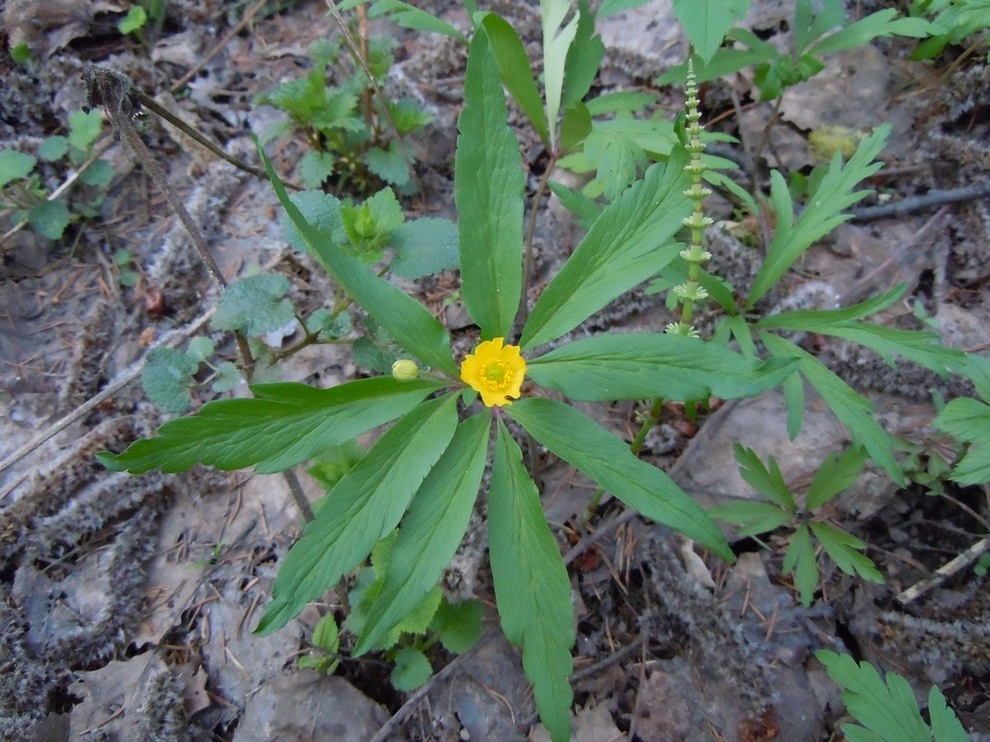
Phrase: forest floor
[{"left": 1, "top": 0, "right": 989, "bottom": 740}]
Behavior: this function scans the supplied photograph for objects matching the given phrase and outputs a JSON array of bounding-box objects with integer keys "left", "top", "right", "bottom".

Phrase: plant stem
[
  {"left": 282, "top": 466, "right": 316, "bottom": 523},
  {"left": 518, "top": 152, "right": 558, "bottom": 336}
]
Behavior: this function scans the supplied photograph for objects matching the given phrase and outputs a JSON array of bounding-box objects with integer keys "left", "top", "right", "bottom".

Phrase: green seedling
[
  {"left": 710, "top": 444, "right": 884, "bottom": 606},
  {"left": 0, "top": 110, "right": 111, "bottom": 242}
]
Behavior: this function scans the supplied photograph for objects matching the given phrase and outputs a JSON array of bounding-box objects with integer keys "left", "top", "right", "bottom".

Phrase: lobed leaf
[
  {"left": 521, "top": 154, "right": 691, "bottom": 350},
  {"left": 507, "top": 398, "right": 732, "bottom": 561},
  {"left": 761, "top": 333, "right": 903, "bottom": 484},
  {"left": 98, "top": 377, "right": 442, "bottom": 475},
  {"left": 456, "top": 26, "right": 525, "bottom": 339},
  {"left": 934, "top": 397, "right": 990, "bottom": 484},
  {"left": 708, "top": 501, "right": 793, "bottom": 536},
  {"left": 254, "top": 394, "right": 459, "bottom": 635},
  {"left": 490, "top": 420, "right": 574, "bottom": 742},
  {"left": 212, "top": 274, "right": 295, "bottom": 337},
  {"left": 527, "top": 333, "right": 797, "bottom": 402},
  {"left": 816, "top": 650, "right": 932, "bottom": 742},
  {"left": 431, "top": 599, "right": 484, "bottom": 654},
  {"left": 747, "top": 125, "right": 889, "bottom": 308},
  {"left": 0, "top": 150, "right": 37, "bottom": 187},
  {"left": 355, "top": 413, "right": 490, "bottom": 654}
]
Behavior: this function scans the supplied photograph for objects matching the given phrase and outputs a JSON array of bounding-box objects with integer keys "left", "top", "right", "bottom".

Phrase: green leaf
[
  {"left": 141, "top": 347, "right": 199, "bottom": 413},
  {"left": 521, "top": 154, "right": 691, "bottom": 350},
  {"left": 757, "top": 285, "right": 905, "bottom": 329},
  {"left": 431, "top": 598, "right": 483, "bottom": 654},
  {"left": 541, "top": 0, "right": 580, "bottom": 152},
  {"left": 10, "top": 42, "right": 32, "bottom": 68},
  {"left": 27, "top": 200, "right": 71, "bottom": 240},
  {"left": 782, "top": 524, "right": 818, "bottom": 605},
  {"left": 597, "top": 0, "right": 654, "bottom": 17},
  {"left": 68, "top": 110, "right": 103, "bottom": 151},
  {"left": 507, "top": 398, "right": 732, "bottom": 561},
  {"left": 746, "top": 126, "right": 889, "bottom": 308},
  {"left": 280, "top": 190, "right": 345, "bottom": 253},
  {"left": 254, "top": 394, "right": 459, "bottom": 635},
  {"left": 456, "top": 26, "right": 524, "bottom": 339},
  {"left": 733, "top": 443, "right": 795, "bottom": 511},
  {"left": 816, "top": 650, "right": 932, "bottom": 742},
  {"left": 490, "top": 420, "right": 573, "bottom": 742},
  {"left": 391, "top": 647, "right": 433, "bottom": 691},
  {"left": 80, "top": 159, "right": 114, "bottom": 187},
  {"left": 480, "top": 14, "right": 550, "bottom": 144},
  {"left": 355, "top": 413, "right": 489, "bottom": 654},
  {"left": 809, "top": 521, "right": 884, "bottom": 583},
  {"left": 258, "top": 141, "right": 457, "bottom": 373},
  {"left": 364, "top": 143, "right": 410, "bottom": 187},
  {"left": 212, "top": 274, "right": 295, "bottom": 337},
  {"left": 672, "top": 0, "right": 750, "bottom": 65},
  {"left": 211, "top": 361, "right": 242, "bottom": 393},
  {"left": 782, "top": 362, "right": 805, "bottom": 440},
  {"left": 559, "top": 102, "right": 593, "bottom": 155},
  {"left": 761, "top": 333, "right": 903, "bottom": 484},
  {"left": 390, "top": 217, "right": 459, "bottom": 279},
  {"left": 527, "top": 333, "right": 797, "bottom": 402},
  {"left": 562, "top": 0, "right": 604, "bottom": 107},
  {"left": 809, "top": 9, "right": 929, "bottom": 56},
  {"left": 934, "top": 397, "right": 990, "bottom": 484},
  {"left": 341, "top": 188, "right": 404, "bottom": 254},
  {"left": 38, "top": 136, "right": 69, "bottom": 162},
  {"left": 98, "top": 377, "right": 442, "bottom": 475},
  {"left": 186, "top": 336, "right": 215, "bottom": 363},
  {"left": 386, "top": 98, "right": 433, "bottom": 135},
  {"left": 299, "top": 150, "right": 335, "bottom": 188},
  {"left": 338, "top": 0, "right": 466, "bottom": 41},
  {"left": 547, "top": 180, "right": 603, "bottom": 230},
  {"left": 708, "top": 500, "right": 793, "bottom": 536},
  {"left": 0, "top": 150, "right": 36, "bottom": 187},
  {"left": 118, "top": 5, "right": 148, "bottom": 34},
  {"left": 806, "top": 447, "right": 867, "bottom": 510},
  {"left": 311, "top": 613, "right": 340, "bottom": 652},
  {"left": 393, "top": 586, "right": 443, "bottom": 635},
  {"left": 929, "top": 684, "right": 969, "bottom": 742}
]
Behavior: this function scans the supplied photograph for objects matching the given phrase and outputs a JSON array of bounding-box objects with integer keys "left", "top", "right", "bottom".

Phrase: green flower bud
[{"left": 391, "top": 359, "right": 419, "bottom": 381}]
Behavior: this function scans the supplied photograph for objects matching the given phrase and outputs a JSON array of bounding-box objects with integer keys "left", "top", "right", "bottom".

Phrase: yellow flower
[{"left": 460, "top": 337, "right": 526, "bottom": 407}]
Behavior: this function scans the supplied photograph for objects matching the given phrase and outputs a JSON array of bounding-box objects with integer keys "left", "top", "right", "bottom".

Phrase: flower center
[{"left": 484, "top": 361, "right": 508, "bottom": 387}]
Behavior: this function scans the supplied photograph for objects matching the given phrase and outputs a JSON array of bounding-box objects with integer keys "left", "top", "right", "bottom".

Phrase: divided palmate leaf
[
  {"left": 254, "top": 394, "right": 459, "bottom": 635},
  {"left": 761, "top": 333, "right": 903, "bottom": 484},
  {"left": 747, "top": 125, "right": 889, "bottom": 308},
  {"left": 97, "top": 377, "right": 442, "bottom": 475},
  {"left": 355, "top": 413, "right": 489, "bottom": 654},
  {"left": 934, "top": 397, "right": 990, "bottom": 485},
  {"left": 257, "top": 142, "right": 457, "bottom": 374},
  {"left": 520, "top": 152, "right": 692, "bottom": 350},
  {"left": 527, "top": 333, "right": 797, "bottom": 402},
  {"left": 455, "top": 25, "right": 524, "bottom": 339},
  {"left": 507, "top": 398, "right": 732, "bottom": 561},
  {"left": 816, "top": 650, "right": 933, "bottom": 742},
  {"left": 490, "top": 420, "right": 574, "bottom": 742}
]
